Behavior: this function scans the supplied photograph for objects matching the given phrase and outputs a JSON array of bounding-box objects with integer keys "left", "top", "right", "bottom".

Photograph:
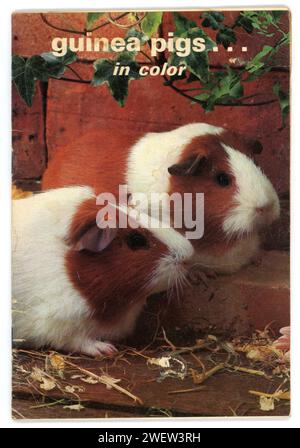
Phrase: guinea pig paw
[
  {"left": 81, "top": 340, "right": 118, "bottom": 357},
  {"left": 98, "top": 341, "right": 118, "bottom": 356}
]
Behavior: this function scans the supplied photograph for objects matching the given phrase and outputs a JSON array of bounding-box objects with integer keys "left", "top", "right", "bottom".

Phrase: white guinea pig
[{"left": 12, "top": 186, "right": 194, "bottom": 356}]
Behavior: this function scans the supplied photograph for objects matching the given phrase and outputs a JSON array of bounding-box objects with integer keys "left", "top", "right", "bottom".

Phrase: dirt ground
[{"left": 12, "top": 330, "right": 290, "bottom": 419}]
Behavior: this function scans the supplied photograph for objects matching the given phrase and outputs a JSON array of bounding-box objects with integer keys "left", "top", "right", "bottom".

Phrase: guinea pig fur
[
  {"left": 42, "top": 123, "right": 280, "bottom": 274},
  {"left": 12, "top": 186, "right": 194, "bottom": 356}
]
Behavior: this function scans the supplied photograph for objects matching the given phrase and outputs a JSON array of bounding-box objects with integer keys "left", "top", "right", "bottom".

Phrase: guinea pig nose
[{"left": 256, "top": 204, "right": 272, "bottom": 215}]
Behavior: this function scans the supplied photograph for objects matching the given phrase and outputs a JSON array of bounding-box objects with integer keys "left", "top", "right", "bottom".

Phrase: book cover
[{"left": 12, "top": 9, "right": 290, "bottom": 419}]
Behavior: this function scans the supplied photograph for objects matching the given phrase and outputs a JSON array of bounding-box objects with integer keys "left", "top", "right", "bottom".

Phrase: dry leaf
[
  {"left": 63, "top": 404, "right": 84, "bottom": 411},
  {"left": 259, "top": 396, "right": 275, "bottom": 411},
  {"left": 30, "top": 367, "right": 56, "bottom": 391},
  {"left": 207, "top": 334, "right": 218, "bottom": 342},
  {"left": 40, "top": 378, "right": 56, "bottom": 391},
  {"left": 30, "top": 367, "right": 45, "bottom": 382},
  {"left": 12, "top": 185, "right": 33, "bottom": 199},
  {"left": 49, "top": 353, "right": 65, "bottom": 373},
  {"left": 147, "top": 356, "right": 171, "bottom": 368},
  {"left": 249, "top": 389, "right": 290, "bottom": 401},
  {"left": 80, "top": 376, "right": 99, "bottom": 384},
  {"left": 277, "top": 390, "right": 290, "bottom": 400},
  {"left": 65, "top": 385, "right": 84, "bottom": 393},
  {"left": 246, "top": 346, "right": 281, "bottom": 362}
]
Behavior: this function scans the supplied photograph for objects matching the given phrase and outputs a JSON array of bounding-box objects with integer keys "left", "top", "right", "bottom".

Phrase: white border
[{"left": 1, "top": 0, "right": 298, "bottom": 429}]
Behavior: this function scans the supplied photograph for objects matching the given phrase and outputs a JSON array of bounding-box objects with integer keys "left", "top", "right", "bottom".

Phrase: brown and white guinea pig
[
  {"left": 12, "top": 186, "right": 194, "bottom": 356},
  {"left": 42, "top": 123, "right": 280, "bottom": 274}
]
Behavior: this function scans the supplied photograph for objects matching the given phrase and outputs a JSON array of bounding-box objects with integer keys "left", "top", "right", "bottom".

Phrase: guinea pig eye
[
  {"left": 125, "top": 231, "right": 149, "bottom": 250},
  {"left": 215, "top": 172, "right": 231, "bottom": 187}
]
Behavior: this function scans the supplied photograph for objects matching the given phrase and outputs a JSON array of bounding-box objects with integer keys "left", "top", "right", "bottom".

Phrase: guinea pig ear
[
  {"left": 168, "top": 154, "right": 210, "bottom": 176},
  {"left": 73, "top": 224, "right": 118, "bottom": 253},
  {"left": 247, "top": 139, "right": 263, "bottom": 155}
]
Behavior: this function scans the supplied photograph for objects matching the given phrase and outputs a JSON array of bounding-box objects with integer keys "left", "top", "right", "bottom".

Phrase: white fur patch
[
  {"left": 12, "top": 186, "right": 102, "bottom": 352},
  {"left": 222, "top": 144, "right": 280, "bottom": 237},
  {"left": 109, "top": 202, "right": 194, "bottom": 260},
  {"left": 191, "top": 234, "right": 260, "bottom": 274},
  {"left": 109, "top": 204, "right": 195, "bottom": 296},
  {"left": 126, "top": 123, "right": 223, "bottom": 195}
]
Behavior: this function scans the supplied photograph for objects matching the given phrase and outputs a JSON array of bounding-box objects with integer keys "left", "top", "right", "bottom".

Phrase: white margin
[{"left": 1, "top": 0, "right": 298, "bottom": 429}]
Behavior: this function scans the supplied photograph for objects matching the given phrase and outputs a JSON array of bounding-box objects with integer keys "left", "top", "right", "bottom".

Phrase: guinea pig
[
  {"left": 42, "top": 123, "right": 280, "bottom": 274},
  {"left": 12, "top": 186, "right": 194, "bottom": 356}
]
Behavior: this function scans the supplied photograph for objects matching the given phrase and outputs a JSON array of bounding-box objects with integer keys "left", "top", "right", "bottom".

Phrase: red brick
[
  {"left": 12, "top": 83, "right": 46, "bottom": 180},
  {"left": 137, "top": 250, "right": 289, "bottom": 338}
]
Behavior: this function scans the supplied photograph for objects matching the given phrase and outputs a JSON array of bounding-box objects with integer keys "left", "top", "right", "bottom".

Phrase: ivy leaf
[
  {"left": 273, "top": 83, "right": 289, "bottom": 128},
  {"left": 234, "top": 14, "right": 254, "bottom": 33},
  {"left": 92, "top": 52, "right": 141, "bottom": 106},
  {"left": 41, "top": 48, "right": 77, "bottom": 78},
  {"left": 271, "top": 11, "right": 285, "bottom": 22},
  {"left": 27, "top": 55, "right": 50, "bottom": 82},
  {"left": 173, "top": 12, "right": 197, "bottom": 34},
  {"left": 237, "top": 11, "right": 287, "bottom": 36},
  {"left": 169, "top": 13, "right": 215, "bottom": 83},
  {"left": 216, "top": 27, "right": 237, "bottom": 48},
  {"left": 169, "top": 28, "right": 215, "bottom": 83},
  {"left": 201, "top": 12, "right": 224, "bottom": 30},
  {"left": 125, "top": 28, "right": 149, "bottom": 55},
  {"left": 193, "top": 92, "right": 210, "bottom": 102},
  {"left": 126, "top": 27, "right": 149, "bottom": 45},
  {"left": 86, "top": 12, "right": 104, "bottom": 30},
  {"left": 12, "top": 56, "right": 35, "bottom": 106},
  {"left": 193, "top": 68, "right": 243, "bottom": 112},
  {"left": 12, "top": 50, "right": 77, "bottom": 106},
  {"left": 141, "top": 12, "right": 163, "bottom": 37},
  {"left": 245, "top": 45, "right": 273, "bottom": 78}
]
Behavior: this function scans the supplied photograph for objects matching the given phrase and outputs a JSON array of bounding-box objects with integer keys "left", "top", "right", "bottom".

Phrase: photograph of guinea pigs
[
  {"left": 13, "top": 125, "right": 281, "bottom": 355},
  {"left": 12, "top": 10, "right": 290, "bottom": 418}
]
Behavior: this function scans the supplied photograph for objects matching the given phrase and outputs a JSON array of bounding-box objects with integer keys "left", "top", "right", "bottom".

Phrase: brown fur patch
[
  {"left": 168, "top": 134, "right": 237, "bottom": 249},
  {"left": 65, "top": 198, "right": 167, "bottom": 326},
  {"left": 42, "top": 129, "right": 142, "bottom": 195}
]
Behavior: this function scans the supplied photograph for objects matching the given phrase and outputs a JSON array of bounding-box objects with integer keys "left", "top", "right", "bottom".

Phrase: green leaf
[
  {"left": 173, "top": 12, "right": 197, "bottom": 34},
  {"left": 193, "top": 92, "right": 210, "bottom": 101},
  {"left": 27, "top": 55, "right": 50, "bottom": 82},
  {"left": 201, "top": 12, "right": 224, "bottom": 30},
  {"left": 193, "top": 68, "right": 243, "bottom": 111},
  {"left": 273, "top": 82, "right": 289, "bottom": 128},
  {"left": 86, "top": 12, "right": 104, "bottom": 30},
  {"left": 141, "top": 12, "right": 163, "bottom": 37},
  {"left": 271, "top": 11, "right": 285, "bottom": 22},
  {"left": 41, "top": 48, "right": 77, "bottom": 78},
  {"left": 12, "top": 49, "right": 78, "bottom": 106},
  {"left": 92, "top": 52, "right": 141, "bottom": 106},
  {"left": 126, "top": 27, "right": 149, "bottom": 45},
  {"left": 245, "top": 45, "right": 273, "bottom": 76},
  {"left": 12, "top": 56, "right": 35, "bottom": 106},
  {"left": 169, "top": 17, "right": 215, "bottom": 83},
  {"left": 216, "top": 27, "right": 236, "bottom": 48},
  {"left": 125, "top": 28, "right": 149, "bottom": 55},
  {"left": 234, "top": 14, "right": 254, "bottom": 33},
  {"left": 236, "top": 11, "right": 287, "bottom": 35}
]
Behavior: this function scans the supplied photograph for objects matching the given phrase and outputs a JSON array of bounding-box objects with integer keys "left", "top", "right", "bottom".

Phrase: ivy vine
[{"left": 12, "top": 10, "right": 290, "bottom": 127}]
